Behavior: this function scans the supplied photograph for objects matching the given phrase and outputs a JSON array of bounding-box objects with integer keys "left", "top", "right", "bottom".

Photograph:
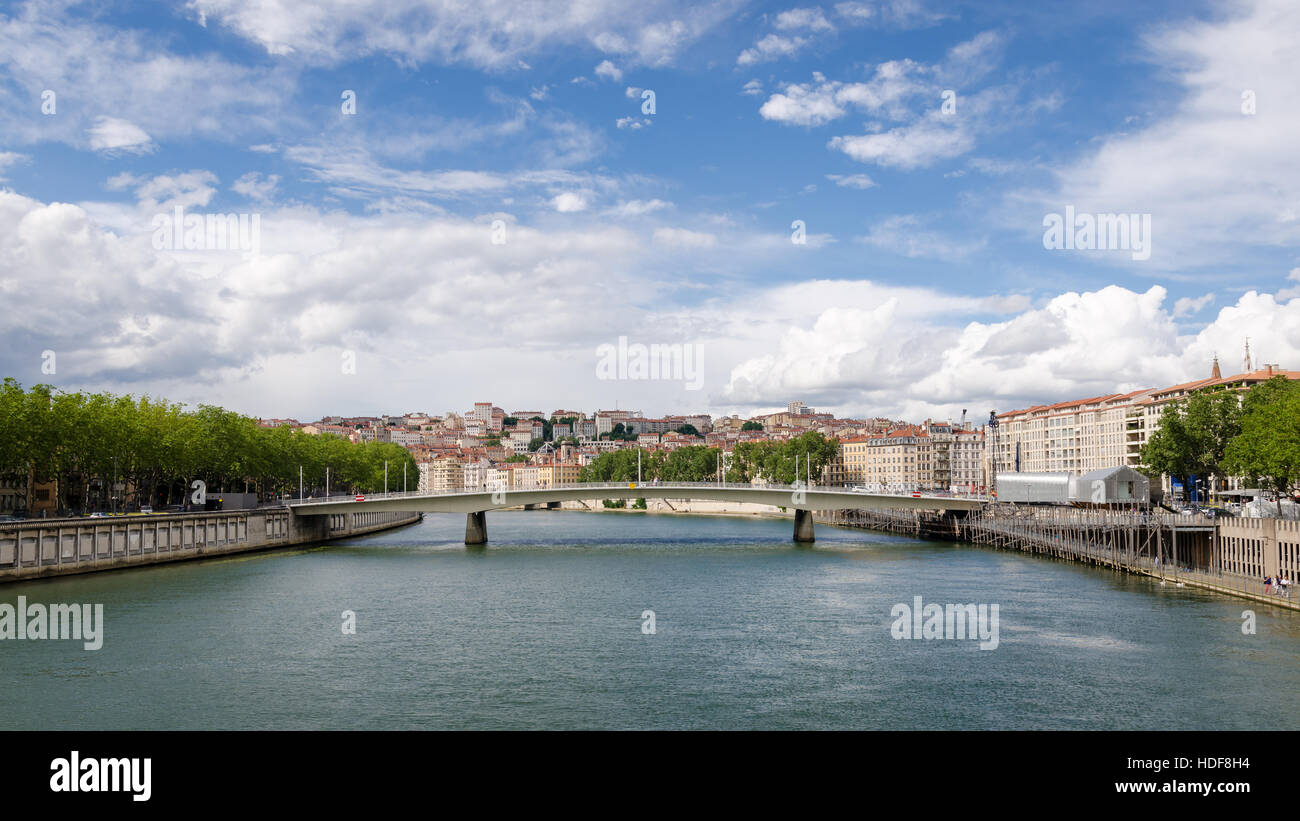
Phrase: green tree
[
  {"left": 1224, "top": 377, "right": 1300, "bottom": 514},
  {"left": 1140, "top": 387, "right": 1242, "bottom": 498}
]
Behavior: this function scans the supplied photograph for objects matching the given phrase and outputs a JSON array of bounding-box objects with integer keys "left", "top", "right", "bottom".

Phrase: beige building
[
  {"left": 418, "top": 456, "right": 465, "bottom": 493},
  {"left": 991, "top": 363, "right": 1300, "bottom": 492}
]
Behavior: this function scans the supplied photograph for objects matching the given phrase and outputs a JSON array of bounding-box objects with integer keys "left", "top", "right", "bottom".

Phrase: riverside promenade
[
  {"left": 0, "top": 507, "right": 421, "bottom": 583},
  {"left": 831, "top": 505, "right": 1300, "bottom": 612}
]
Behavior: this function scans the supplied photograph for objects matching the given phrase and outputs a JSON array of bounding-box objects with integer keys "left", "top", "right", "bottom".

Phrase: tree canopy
[
  {"left": 1223, "top": 376, "right": 1300, "bottom": 507},
  {"left": 0, "top": 378, "right": 417, "bottom": 512}
]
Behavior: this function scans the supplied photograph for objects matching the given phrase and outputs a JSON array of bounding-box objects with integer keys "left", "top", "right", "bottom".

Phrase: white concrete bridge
[{"left": 285, "top": 482, "right": 985, "bottom": 544}]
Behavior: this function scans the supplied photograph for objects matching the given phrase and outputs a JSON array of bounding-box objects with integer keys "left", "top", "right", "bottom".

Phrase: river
[{"left": 2, "top": 510, "right": 1297, "bottom": 730}]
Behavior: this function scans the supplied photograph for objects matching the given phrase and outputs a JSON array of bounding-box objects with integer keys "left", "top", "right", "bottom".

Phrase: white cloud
[
  {"left": 721, "top": 282, "right": 1300, "bottom": 419},
  {"left": 857, "top": 214, "right": 985, "bottom": 260},
  {"left": 7, "top": 183, "right": 1300, "bottom": 421},
  {"left": 0, "top": 151, "right": 26, "bottom": 181},
  {"left": 1035, "top": 0, "right": 1300, "bottom": 268},
  {"left": 87, "top": 117, "right": 156, "bottom": 154},
  {"left": 825, "top": 173, "right": 877, "bottom": 189},
  {"left": 757, "top": 31, "right": 1035, "bottom": 170},
  {"left": 829, "top": 114, "right": 972, "bottom": 169},
  {"left": 653, "top": 227, "right": 717, "bottom": 247},
  {"left": 595, "top": 60, "right": 623, "bottom": 82},
  {"left": 774, "top": 7, "right": 835, "bottom": 32},
  {"left": 738, "top": 33, "right": 811, "bottom": 66},
  {"left": 1277, "top": 268, "right": 1300, "bottom": 300},
  {"left": 1172, "top": 292, "right": 1215, "bottom": 318},
  {"left": 616, "top": 116, "right": 652, "bottom": 129},
  {"left": 552, "top": 192, "right": 589, "bottom": 212},
  {"left": 758, "top": 60, "right": 927, "bottom": 126},
  {"left": 608, "top": 199, "right": 671, "bottom": 216},
  {"left": 834, "top": 0, "right": 950, "bottom": 29},
  {"left": 741, "top": 79, "right": 764, "bottom": 96},
  {"left": 0, "top": 11, "right": 291, "bottom": 150},
  {"left": 232, "top": 172, "right": 282, "bottom": 202},
  {"left": 185, "top": 0, "right": 741, "bottom": 68}
]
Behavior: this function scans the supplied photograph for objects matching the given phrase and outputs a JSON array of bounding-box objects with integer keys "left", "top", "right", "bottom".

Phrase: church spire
[{"left": 1211, "top": 355, "right": 1222, "bottom": 380}]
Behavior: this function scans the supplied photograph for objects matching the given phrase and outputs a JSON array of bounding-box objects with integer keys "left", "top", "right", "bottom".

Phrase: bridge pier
[
  {"left": 465, "top": 511, "right": 487, "bottom": 545},
  {"left": 793, "top": 509, "right": 815, "bottom": 543}
]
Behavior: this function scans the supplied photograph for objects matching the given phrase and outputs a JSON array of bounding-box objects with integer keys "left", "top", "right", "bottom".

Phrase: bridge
[{"left": 285, "top": 481, "right": 985, "bottom": 544}]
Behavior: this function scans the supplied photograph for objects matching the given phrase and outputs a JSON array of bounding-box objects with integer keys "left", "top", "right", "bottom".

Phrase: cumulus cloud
[
  {"left": 594, "top": 60, "right": 623, "bottom": 82},
  {"left": 756, "top": 31, "right": 1041, "bottom": 170},
  {"left": 7, "top": 182, "right": 1300, "bottom": 421},
  {"left": 721, "top": 283, "right": 1300, "bottom": 419},
  {"left": 552, "top": 192, "right": 589, "bottom": 212}
]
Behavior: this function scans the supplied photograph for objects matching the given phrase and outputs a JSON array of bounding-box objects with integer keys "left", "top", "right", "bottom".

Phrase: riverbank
[{"left": 0, "top": 508, "right": 422, "bottom": 583}]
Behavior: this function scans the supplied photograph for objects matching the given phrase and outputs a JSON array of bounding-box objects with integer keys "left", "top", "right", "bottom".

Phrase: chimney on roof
[
  {"left": 1267, "top": 364, "right": 1274, "bottom": 376},
  {"left": 1211, "top": 355, "right": 1221, "bottom": 380}
]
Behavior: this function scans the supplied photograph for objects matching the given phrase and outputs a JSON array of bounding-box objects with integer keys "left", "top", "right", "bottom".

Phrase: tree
[
  {"left": 741, "top": 421, "right": 763, "bottom": 431},
  {"left": 1140, "top": 387, "right": 1242, "bottom": 498},
  {"left": 1224, "top": 377, "right": 1300, "bottom": 514},
  {"left": 674, "top": 424, "right": 700, "bottom": 437}
]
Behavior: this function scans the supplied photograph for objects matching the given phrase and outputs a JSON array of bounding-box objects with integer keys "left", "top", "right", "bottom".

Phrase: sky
[{"left": 1, "top": 0, "right": 1299, "bottom": 422}]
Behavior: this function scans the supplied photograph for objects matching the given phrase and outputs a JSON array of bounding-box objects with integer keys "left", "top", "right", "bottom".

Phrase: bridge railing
[{"left": 280, "top": 481, "right": 986, "bottom": 507}]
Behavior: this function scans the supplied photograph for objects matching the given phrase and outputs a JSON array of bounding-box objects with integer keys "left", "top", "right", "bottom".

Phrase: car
[
  {"left": 89, "top": 512, "right": 107, "bottom": 518},
  {"left": 140, "top": 505, "right": 153, "bottom": 514}
]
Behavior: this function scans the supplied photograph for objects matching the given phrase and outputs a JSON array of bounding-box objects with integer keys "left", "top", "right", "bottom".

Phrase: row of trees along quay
[
  {"left": 0, "top": 378, "right": 417, "bottom": 515},
  {"left": 578, "top": 432, "right": 840, "bottom": 484},
  {"left": 1140, "top": 375, "right": 1300, "bottom": 511}
]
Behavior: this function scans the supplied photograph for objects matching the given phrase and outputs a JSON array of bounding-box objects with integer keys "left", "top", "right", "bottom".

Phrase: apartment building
[
  {"left": 418, "top": 456, "right": 465, "bottom": 493},
  {"left": 992, "top": 362, "right": 1300, "bottom": 489},
  {"left": 595, "top": 409, "right": 641, "bottom": 435}
]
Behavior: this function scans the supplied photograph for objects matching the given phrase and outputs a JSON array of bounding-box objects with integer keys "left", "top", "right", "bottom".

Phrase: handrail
[{"left": 281, "top": 481, "right": 987, "bottom": 506}]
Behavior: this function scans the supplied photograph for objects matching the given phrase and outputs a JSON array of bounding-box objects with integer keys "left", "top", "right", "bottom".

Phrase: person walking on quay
[
  {"left": 1265, "top": 576, "right": 1273, "bottom": 594},
  {"left": 1282, "top": 576, "right": 1291, "bottom": 598}
]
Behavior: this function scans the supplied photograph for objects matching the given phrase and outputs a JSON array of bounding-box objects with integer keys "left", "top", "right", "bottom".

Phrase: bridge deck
[{"left": 284, "top": 482, "right": 985, "bottom": 515}]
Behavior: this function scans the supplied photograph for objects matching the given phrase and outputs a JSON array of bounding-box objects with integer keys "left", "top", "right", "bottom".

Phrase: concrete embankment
[
  {"left": 0, "top": 508, "right": 421, "bottom": 583},
  {"left": 831, "top": 507, "right": 1300, "bottom": 612}
]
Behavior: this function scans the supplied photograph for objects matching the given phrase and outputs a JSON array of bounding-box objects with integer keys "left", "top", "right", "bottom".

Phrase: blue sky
[{"left": 1, "top": 0, "right": 1298, "bottom": 421}]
